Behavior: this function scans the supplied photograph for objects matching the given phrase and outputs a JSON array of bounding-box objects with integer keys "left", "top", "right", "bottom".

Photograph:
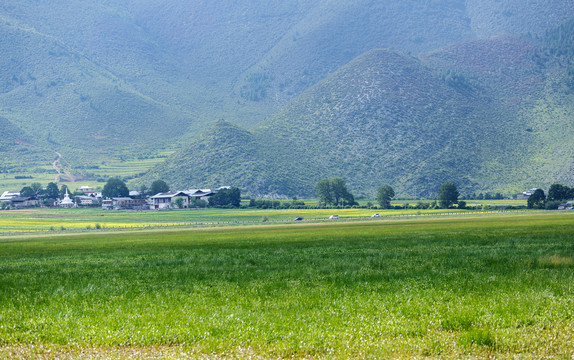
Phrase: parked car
[
  {"left": 371, "top": 213, "right": 380, "bottom": 218},
  {"left": 329, "top": 215, "right": 339, "bottom": 220}
]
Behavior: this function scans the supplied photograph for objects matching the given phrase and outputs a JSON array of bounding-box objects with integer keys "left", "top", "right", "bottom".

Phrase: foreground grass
[{"left": 0, "top": 213, "right": 573, "bottom": 358}]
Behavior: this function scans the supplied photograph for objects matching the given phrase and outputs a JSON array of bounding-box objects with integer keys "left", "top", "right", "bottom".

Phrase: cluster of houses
[{"left": 0, "top": 186, "right": 229, "bottom": 210}]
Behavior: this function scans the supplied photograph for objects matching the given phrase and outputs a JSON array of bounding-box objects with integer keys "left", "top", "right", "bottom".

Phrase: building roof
[
  {"left": 150, "top": 191, "right": 189, "bottom": 199},
  {"left": 185, "top": 189, "right": 214, "bottom": 197},
  {"left": 11, "top": 197, "right": 35, "bottom": 202},
  {"left": 0, "top": 191, "right": 20, "bottom": 200}
]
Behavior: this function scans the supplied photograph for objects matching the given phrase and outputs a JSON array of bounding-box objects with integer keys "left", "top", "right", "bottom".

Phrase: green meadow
[
  {"left": 0, "top": 212, "right": 573, "bottom": 358},
  {"left": 0, "top": 207, "right": 521, "bottom": 234}
]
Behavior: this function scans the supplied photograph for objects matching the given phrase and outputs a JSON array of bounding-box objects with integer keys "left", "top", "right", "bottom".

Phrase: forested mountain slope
[
  {"left": 1, "top": 0, "right": 574, "bottom": 191},
  {"left": 145, "top": 30, "right": 574, "bottom": 197}
]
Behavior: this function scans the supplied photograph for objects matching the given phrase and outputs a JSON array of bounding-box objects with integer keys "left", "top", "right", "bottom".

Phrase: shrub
[{"left": 545, "top": 200, "right": 562, "bottom": 210}]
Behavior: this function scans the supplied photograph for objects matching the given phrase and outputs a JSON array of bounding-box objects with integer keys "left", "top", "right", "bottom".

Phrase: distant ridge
[
  {"left": 145, "top": 34, "right": 574, "bottom": 197},
  {"left": 1, "top": 1, "right": 574, "bottom": 192}
]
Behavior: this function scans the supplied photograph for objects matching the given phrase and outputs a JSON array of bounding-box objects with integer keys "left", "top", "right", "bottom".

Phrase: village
[{"left": 0, "top": 184, "right": 233, "bottom": 211}]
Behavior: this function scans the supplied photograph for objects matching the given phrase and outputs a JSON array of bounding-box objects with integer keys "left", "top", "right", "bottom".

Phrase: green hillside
[
  {"left": 144, "top": 31, "right": 574, "bottom": 197},
  {"left": 1, "top": 1, "right": 574, "bottom": 192},
  {"left": 0, "top": 16, "right": 192, "bottom": 162}
]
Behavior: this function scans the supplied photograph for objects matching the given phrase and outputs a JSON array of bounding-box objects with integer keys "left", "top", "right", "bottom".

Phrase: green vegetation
[
  {"left": 150, "top": 180, "right": 170, "bottom": 196},
  {"left": 148, "top": 46, "right": 533, "bottom": 197},
  {"left": 0, "top": 213, "right": 573, "bottom": 358},
  {"left": 547, "top": 183, "right": 574, "bottom": 201},
  {"left": 376, "top": 185, "right": 395, "bottom": 209},
  {"left": 0, "top": 206, "right": 522, "bottom": 233},
  {"left": 527, "top": 189, "right": 547, "bottom": 209},
  {"left": 2, "top": 2, "right": 574, "bottom": 198},
  {"left": 438, "top": 182, "right": 460, "bottom": 209},
  {"left": 102, "top": 178, "right": 129, "bottom": 198},
  {"left": 316, "top": 178, "right": 355, "bottom": 207},
  {"left": 209, "top": 187, "right": 242, "bottom": 208}
]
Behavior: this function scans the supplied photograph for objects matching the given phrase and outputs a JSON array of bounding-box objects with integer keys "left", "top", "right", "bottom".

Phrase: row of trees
[
  {"left": 19, "top": 182, "right": 73, "bottom": 204},
  {"left": 317, "top": 179, "right": 461, "bottom": 209},
  {"left": 104, "top": 179, "right": 169, "bottom": 199},
  {"left": 527, "top": 183, "right": 574, "bottom": 209},
  {"left": 316, "top": 178, "right": 357, "bottom": 207}
]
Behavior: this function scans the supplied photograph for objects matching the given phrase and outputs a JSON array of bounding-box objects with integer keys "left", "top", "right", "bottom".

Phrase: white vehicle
[
  {"left": 329, "top": 215, "right": 339, "bottom": 220},
  {"left": 371, "top": 213, "right": 381, "bottom": 218}
]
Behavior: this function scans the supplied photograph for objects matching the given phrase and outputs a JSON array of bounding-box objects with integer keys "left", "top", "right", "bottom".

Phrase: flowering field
[{"left": 0, "top": 212, "right": 572, "bottom": 358}]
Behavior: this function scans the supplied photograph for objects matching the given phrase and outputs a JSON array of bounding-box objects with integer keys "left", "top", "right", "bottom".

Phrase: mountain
[
  {"left": 1, "top": 1, "right": 574, "bottom": 192},
  {"left": 144, "top": 29, "right": 574, "bottom": 197}
]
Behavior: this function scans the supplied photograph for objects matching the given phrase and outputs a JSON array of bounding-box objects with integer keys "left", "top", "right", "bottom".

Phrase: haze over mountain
[{"left": 1, "top": 0, "right": 574, "bottom": 196}]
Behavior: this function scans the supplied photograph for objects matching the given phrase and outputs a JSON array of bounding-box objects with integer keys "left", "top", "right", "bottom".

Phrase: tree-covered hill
[
  {"left": 2, "top": 1, "right": 574, "bottom": 191},
  {"left": 144, "top": 32, "right": 574, "bottom": 197}
]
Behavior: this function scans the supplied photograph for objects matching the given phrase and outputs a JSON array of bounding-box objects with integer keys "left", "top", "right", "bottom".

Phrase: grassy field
[
  {"left": 0, "top": 212, "right": 573, "bottom": 358},
  {"left": 0, "top": 207, "right": 521, "bottom": 234},
  {"left": 0, "top": 153, "right": 173, "bottom": 192}
]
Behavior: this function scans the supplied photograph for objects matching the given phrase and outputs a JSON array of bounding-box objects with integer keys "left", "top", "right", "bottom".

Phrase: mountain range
[{"left": 1, "top": 1, "right": 574, "bottom": 197}]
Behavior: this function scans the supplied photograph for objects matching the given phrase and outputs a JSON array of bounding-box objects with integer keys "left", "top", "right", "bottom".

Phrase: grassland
[
  {"left": 0, "top": 206, "right": 522, "bottom": 234},
  {"left": 0, "top": 212, "right": 572, "bottom": 358},
  {"left": 0, "top": 151, "right": 173, "bottom": 192}
]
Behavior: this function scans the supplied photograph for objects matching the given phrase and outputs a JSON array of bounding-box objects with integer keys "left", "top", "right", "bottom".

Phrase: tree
[
  {"left": 527, "top": 188, "right": 546, "bottom": 209},
  {"left": 174, "top": 197, "right": 184, "bottom": 209},
  {"left": 150, "top": 180, "right": 169, "bottom": 195},
  {"left": 330, "top": 177, "right": 348, "bottom": 206},
  {"left": 547, "top": 183, "right": 571, "bottom": 202},
  {"left": 20, "top": 186, "right": 35, "bottom": 198},
  {"left": 45, "top": 182, "right": 60, "bottom": 200},
  {"left": 376, "top": 185, "right": 395, "bottom": 209},
  {"left": 30, "top": 182, "right": 43, "bottom": 198},
  {"left": 190, "top": 197, "right": 207, "bottom": 208},
  {"left": 316, "top": 179, "right": 333, "bottom": 206},
  {"left": 209, "top": 187, "right": 241, "bottom": 207},
  {"left": 342, "top": 191, "right": 356, "bottom": 207},
  {"left": 102, "top": 178, "right": 129, "bottom": 198},
  {"left": 316, "top": 177, "right": 355, "bottom": 207},
  {"left": 139, "top": 185, "right": 148, "bottom": 199},
  {"left": 438, "top": 182, "right": 459, "bottom": 209}
]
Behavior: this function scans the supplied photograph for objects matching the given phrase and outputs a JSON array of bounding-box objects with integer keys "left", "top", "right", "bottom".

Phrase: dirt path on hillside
[
  {"left": 52, "top": 152, "right": 62, "bottom": 182},
  {"left": 52, "top": 152, "right": 76, "bottom": 183}
]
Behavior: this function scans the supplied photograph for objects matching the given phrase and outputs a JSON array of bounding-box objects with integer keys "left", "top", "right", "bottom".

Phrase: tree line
[
  {"left": 316, "top": 178, "right": 461, "bottom": 209},
  {"left": 526, "top": 183, "right": 574, "bottom": 209}
]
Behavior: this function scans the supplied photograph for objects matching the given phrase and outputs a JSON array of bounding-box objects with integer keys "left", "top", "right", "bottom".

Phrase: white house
[{"left": 150, "top": 192, "right": 191, "bottom": 209}]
